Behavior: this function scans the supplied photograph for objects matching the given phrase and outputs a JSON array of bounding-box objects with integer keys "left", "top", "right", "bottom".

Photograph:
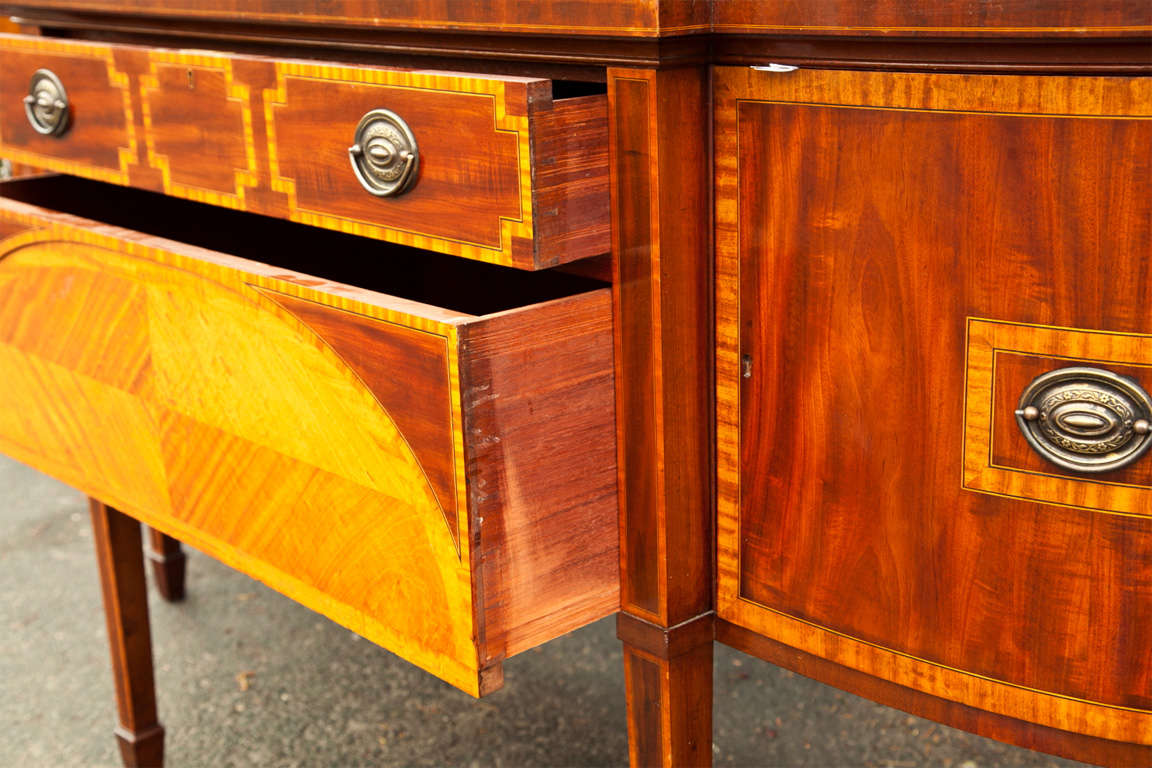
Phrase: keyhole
[
  {"left": 742, "top": 354, "right": 753, "bottom": 379},
  {"left": 187, "top": 69, "right": 195, "bottom": 89}
]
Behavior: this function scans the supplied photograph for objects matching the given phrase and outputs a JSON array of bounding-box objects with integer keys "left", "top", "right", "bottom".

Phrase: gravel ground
[{"left": 0, "top": 454, "right": 1086, "bottom": 767}]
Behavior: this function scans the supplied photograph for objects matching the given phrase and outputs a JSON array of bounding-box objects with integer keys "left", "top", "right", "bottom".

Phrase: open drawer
[
  {"left": 0, "top": 175, "right": 619, "bottom": 696},
  {"left": 0, "top": 32, "right": 608, "bottom": 269}
]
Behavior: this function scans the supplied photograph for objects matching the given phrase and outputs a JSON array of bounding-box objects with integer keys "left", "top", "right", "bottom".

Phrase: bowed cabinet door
[{"left": 714, "top": 67, "right": 1152, "bottom": 763}]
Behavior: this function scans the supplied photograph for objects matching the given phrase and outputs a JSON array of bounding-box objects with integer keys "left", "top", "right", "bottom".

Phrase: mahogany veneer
[
  {"left": 711, "top": 0, "right": 1151, "bottom": 37},
  {"left": 609, "top": 66, "right": 715, "bottom": 768},
  {"left": 0, "top": 33, "right": 609, "bottom": 269},
  {"left": 4, "top": 0, "right": 1148, "bottom": 37},
  {"left": 0, "top": 1, "right": 1149, "bottom": 765},
  {"left": 715, "top": 66, "right": 1152, "bottom": 763},
  {"left": 1, "top": 0, "right": 712, "bottom": 36}
]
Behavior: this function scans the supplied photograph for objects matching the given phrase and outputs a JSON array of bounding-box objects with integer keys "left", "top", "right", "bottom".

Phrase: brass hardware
[
  {"left": 348, "top": 109, "right": 418, "bottom": 197},
  {"left": 1015, "top": 366, "right": 1152, "bottom": 473},
  {"left": 23, "top": 69, "right": 70, "bottom": 137},
  {"left": 752, "top": 63, "right": 799, "bottom": 73}
]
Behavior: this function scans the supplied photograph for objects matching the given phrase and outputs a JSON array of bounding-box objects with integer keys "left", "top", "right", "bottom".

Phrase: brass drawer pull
[
  {"left": 348, "top": 109, "right": 419, "bottom": 197},
  {"left": 23, "top": 69, "right": 70, "bottom": 137},
  {"left": 1015, "top": 366, "right": 1152, "bottom": 473}
]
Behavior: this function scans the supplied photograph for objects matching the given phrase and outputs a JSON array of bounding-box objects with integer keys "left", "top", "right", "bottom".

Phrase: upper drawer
[{"left": 0, "top": 33, "right": 609, "bottom": 270}]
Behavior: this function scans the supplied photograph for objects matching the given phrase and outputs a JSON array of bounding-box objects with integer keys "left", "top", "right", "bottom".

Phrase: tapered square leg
[
  {"left": 621, "top": 615, "right": 714, "bottom": 768},
  {"left": 145, "top": 528, "right": 186, "bottom": 602},
  {"left": 90, "top": 499, "right": 165, "bottom": 768}
]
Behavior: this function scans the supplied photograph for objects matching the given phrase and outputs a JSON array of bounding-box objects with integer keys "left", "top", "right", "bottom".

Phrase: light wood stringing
[
  {"left": 0, "top": 33, "right": 609, "bottom": 269},
  {"left": 965, "top": 318, "right": 1152, "bottom": 518},
  {"left": 0, "top": 192, "right": 618, "bottom": 696},
  {"left": 715, "top": 67, "right": 1152, "bottom": 745}
]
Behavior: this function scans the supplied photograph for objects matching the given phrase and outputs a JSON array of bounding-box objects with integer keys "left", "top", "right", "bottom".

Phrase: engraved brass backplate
[
  {"left": 348, "top": 109, "right": 419, "bottom": 197},
  {"left": 1015, "top": 366, "right": 1152, "bottom": 473},
  {"left": 24, "top": 69, "right": 70, "bottom": 137}
]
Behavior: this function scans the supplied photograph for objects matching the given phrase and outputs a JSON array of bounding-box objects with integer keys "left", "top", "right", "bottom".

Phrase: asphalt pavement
[{"left": 0, "top": 454, "right": 1085, "bottom": 767}]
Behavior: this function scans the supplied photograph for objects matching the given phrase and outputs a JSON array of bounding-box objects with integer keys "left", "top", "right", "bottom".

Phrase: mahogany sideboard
[{"left": 0, "top": 3, "right": 1149, "bottom": 766}]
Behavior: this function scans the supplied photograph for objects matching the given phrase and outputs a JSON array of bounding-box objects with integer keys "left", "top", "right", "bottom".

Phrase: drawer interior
[{"left": 0, "top": 176, "right": 607, "bottom": 316}]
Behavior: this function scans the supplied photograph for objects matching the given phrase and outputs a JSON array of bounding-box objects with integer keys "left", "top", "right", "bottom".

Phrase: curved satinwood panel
[
  {"left": 0, "top": 229, "right": 482, "bottom": 692},
  {"left": 261, "top": 289, "right": 461, "bottom": 552},
  {"left": 0, "top": 176, "right": 621, "bottom": 697},
  {"left": 715, "top": 67, "right": 1152, "bottom": 757}
]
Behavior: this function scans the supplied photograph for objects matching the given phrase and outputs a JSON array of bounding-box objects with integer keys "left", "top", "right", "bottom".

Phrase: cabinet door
[{"left": 714, "top": 67, "right": 1152, "bottom": 758}]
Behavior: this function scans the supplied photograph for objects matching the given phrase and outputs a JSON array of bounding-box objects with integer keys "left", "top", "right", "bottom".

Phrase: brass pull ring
[
  {"left": 1015, "top": 366, "right": 1152, "bottom": 474},
  {"left": 348, "top": 109, "right": 419, "bottom": 197},
  {"left": 24, "top": 69, "right": 70, "bottom": 137}
]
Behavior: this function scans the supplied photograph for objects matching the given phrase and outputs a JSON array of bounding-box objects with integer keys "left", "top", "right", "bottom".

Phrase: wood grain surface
[
  {"left": 609, "top": 66, "right": 714, "bottom": 767},
  {"left": 0, "top": 181, "right": 617, "bottom": 696},
  {"left": 718, "top": 619, "right": 1152, "bottom": 767},
  {"left": 0, "top": 15, "right": 38, "bottom": 179},
  {"left": 715, "top": 66, "right": 1152, "bottom": 758},
  {"left": 0, "top": 0, "right": 692, "bottom": 36},
  {"left": 0, "top": 33, "right": 609, "bottom": 269},
  {"left": 712, "top": 0, "right": 1152, "bottom": 37},
  {"left": 462, "top": 292, "right": 620, "bottom": 670},
  {"left": 967, "top": 319, "right": 1152, "bottom": 518},
  {"left": 610, "top": 66, "right": 711, "bottom": 629},
  {"left": 1, "top": 0, "right": 1146, "bottom": 37},
  {"left": 0, "top": 37, "right": 134, "bottom": 181}
]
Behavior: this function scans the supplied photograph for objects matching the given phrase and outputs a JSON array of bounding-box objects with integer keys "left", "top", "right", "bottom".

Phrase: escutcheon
[
  {"left": 1015, "top": 366, "right": 1152, "bottom": 473},
  {"left": 348, "top": 109, "right": 419, "bottom": 197},
  {"left": 23, "top": 69, "right": 70, "bottom": 137}
]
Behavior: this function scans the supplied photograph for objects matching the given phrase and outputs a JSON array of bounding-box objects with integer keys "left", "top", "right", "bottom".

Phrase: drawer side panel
[{"left": 464, "top": 290, "right": 621, "bottom": 665}]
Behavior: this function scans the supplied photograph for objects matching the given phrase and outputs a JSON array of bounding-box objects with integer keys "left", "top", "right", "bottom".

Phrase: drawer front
[
  {"left": 965, "top": 319, "right": 1152, "bottom": 515},
  {"left": 0, "top": 33, "right": 609, "bottom": 270},
  {"left": 715, "top": 67, "right": 1152, "bottom": 749},
  {"left": 0, "top": 183, "right": 618, "bottom": 696}
]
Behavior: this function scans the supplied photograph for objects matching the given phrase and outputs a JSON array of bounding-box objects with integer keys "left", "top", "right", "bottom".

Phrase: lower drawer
[{"left": 0, "top": 175, "right": 619, "bottom": 696}]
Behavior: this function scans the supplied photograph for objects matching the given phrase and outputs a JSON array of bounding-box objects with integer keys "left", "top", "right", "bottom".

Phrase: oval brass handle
[
  {"left": 348, "top": 109, "right": 418, "bottom": 197},
  {"left": 1015, "top": 366, "right": 1152, "bottom": 473},
  {"left": 24, "top": 69, "right": 70, "bottom": 137}
]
